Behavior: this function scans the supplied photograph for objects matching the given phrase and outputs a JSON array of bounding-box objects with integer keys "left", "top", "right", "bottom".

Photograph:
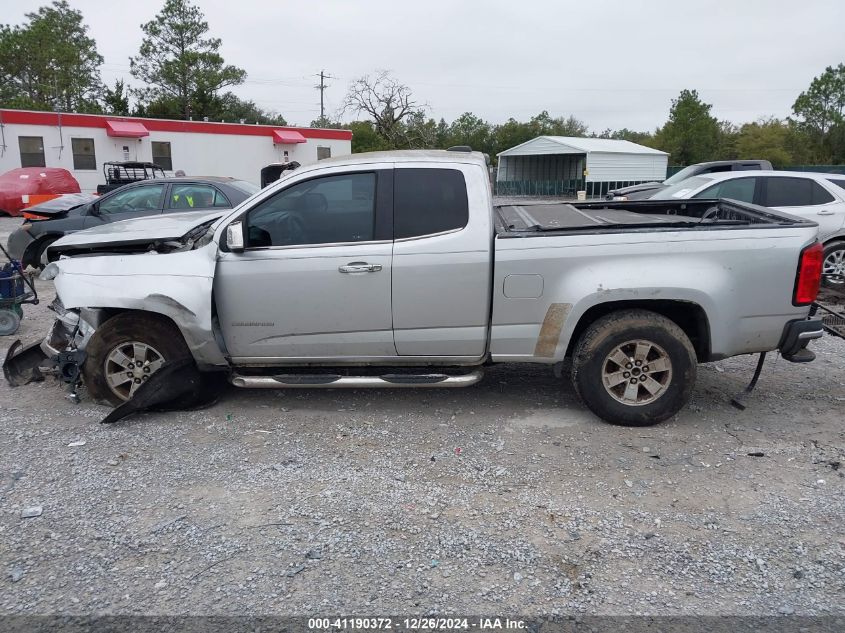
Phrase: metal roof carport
[{"left": 496, "top": 136, "right": 669, "bottom": 197}]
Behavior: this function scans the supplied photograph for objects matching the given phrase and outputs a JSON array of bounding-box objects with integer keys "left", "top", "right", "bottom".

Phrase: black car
[
  {"left": 605, "top": 160, "right": 774, "bottom": 201},
  {"left": 7, "top": 177, "right": 259, "bottom": 268}
]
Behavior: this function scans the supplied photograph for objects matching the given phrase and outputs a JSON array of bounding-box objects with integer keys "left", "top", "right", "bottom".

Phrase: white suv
[{"left": 651, "top": 170, "right": 845, "bottom": 283}]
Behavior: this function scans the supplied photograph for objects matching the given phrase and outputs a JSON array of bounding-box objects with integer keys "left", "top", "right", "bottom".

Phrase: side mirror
[
  {"left": 226, "top": 221, "right": 244, "bottom": 252},
  {"left": 88, "top": 202, "right": 100, "bottom": 216}
]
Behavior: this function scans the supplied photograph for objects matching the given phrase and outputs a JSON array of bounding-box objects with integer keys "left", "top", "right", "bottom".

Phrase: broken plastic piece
[
  {"left": 101, "top": 358, "right": 220, "bottom": 424},
  {"left": 3, "top": 339, "right": 48, "bottom": 386},
  {"left": 20, "top": 506, "right": 43, "bottom": 518}
]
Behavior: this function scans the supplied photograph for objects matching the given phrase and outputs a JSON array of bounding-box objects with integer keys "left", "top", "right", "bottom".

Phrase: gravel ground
[{"left": 0, "top": 216, "right": 843, "bottom": 616}]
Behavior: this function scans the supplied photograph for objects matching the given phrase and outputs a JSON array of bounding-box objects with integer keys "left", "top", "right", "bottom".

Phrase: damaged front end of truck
[
  {"left": 3, "top": 214, "right": 229, "bottom": 417},
  {"left": 3, "top": 296, "right": 93, "bottom": 390}
]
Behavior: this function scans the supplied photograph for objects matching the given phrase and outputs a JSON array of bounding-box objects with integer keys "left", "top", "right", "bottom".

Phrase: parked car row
[
  {"left": 606, "top": 160, "right": 773, "bottom": 201},
  {"left": 6, "top": 176, "right": 259, "bottom": 269},
  {"left": 643, "top": 170, "right": 845, "bottom": 283}
]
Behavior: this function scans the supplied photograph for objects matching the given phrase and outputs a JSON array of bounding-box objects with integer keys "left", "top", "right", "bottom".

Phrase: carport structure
[{"left": 496, "top": 136, "right": 669, "bottom": 197}]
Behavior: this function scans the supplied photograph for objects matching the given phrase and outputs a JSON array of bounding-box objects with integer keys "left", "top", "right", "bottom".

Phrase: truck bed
[
  {"left": 494, "top": 199, "right": 810, "bottom": 236},
  {"left": 490, "top": 196, "right": 820, "bottom": 364}
]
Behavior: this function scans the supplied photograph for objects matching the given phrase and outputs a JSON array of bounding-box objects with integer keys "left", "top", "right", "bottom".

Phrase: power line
[{"left": 314, "top": 70, "right": 335, "bottom": 121}]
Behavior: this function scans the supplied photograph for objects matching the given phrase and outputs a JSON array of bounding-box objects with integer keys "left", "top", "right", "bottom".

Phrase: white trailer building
[
  {"left": 0, "top": 109, "right": 352, "bottom": 193},
  {"left": 496, "top": 136, "right": 669, "bottom": 197}
]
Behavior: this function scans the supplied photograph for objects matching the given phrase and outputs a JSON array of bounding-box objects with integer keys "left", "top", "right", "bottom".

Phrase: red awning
[
  {"left": 105, "top": 120, "right": 149, "bottom": 138},
  {"left": 272, "top": 129, "right": 307, "bottom": 144}
]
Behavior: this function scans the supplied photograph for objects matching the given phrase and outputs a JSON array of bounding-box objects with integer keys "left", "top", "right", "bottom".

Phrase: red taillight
[
  {"left": 22, "top": 212, "right": 50, "bottom": 221},
  {"left": 793, "top": 242, "right": 823, "bottom": 306}
]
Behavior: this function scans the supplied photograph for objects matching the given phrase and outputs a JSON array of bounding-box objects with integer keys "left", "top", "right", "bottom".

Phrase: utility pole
[{"left": 315, "top": 70, "right": 334, "bottom": 123}]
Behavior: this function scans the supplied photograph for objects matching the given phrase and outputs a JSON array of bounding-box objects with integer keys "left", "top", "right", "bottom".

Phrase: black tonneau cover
[{"left": 495, "top": 199, "right": 809, "bottom": 236}]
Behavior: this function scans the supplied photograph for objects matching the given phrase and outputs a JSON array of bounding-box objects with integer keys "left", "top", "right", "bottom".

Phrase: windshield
[
  {"left": 230, "top": 180, "right": 261, "bottom": 195},
  {"left": 663, "top": 165, "right": 703, "bottom": 185},
  {"left": 648, "top": 176, "right": 711, "bottom": 199}
]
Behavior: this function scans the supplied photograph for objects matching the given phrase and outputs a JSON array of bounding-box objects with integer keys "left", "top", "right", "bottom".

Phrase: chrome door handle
[
  {"left": 338, "top": 262, "right": 382, "bottom": 273},
  {"left": 817, "top": 210, "right": 835, "bottom": 216}
]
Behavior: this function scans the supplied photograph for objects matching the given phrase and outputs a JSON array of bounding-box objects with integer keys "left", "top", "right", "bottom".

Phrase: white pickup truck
[{"left": 4, "top": 150, "right": 826, "bottom": 426}]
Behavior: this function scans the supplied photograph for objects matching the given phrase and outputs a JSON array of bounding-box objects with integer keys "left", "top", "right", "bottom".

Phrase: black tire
[
  {"left": 0, "top": 309, "right": 21, "bottom": 336},
  {"left": 822, "top": 240, "right": 845, "bottom": 288},
  {"left": 83, "top": 312, "right": 194, "bottom": 406},
  {"left": 571, "top": 309, "right": 697, "bottom": 427}
]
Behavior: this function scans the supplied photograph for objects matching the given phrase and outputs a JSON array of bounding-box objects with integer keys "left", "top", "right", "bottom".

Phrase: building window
[
  {"left": 317, "top": 146, "right": 331, "bottom": 160},
  {"left": 71, "top": 138, "right": 96, "bottom": 170},
  {"left": 19, "top": 136, "right": 46, "bottom": 167},
  {"left": 151, "top": 141, "right": 172, "bottom": 171}
]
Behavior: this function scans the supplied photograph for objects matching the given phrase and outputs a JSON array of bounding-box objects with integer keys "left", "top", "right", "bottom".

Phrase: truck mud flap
[
  {"left": 101, "top": 358, "right": 221, "bottom": 424},
  {"left": 3, "top": 339, "right": 49, "bottom": 387}
]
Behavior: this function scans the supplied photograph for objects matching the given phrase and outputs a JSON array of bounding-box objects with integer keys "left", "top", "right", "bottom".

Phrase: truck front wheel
[
  {"left": 83, "top": 312, "right": 195, "bottom": 406},
  {"left": 571, "top": 309, "right": 697, "bottom": 426}
]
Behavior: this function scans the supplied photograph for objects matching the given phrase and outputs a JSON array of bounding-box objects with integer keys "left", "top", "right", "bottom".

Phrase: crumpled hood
[
  {"left": 50, "top": 210, "right": 227, "bottom": 253},
  {"left": 23, "top": 193, "right": 98, "bottom": 216}
]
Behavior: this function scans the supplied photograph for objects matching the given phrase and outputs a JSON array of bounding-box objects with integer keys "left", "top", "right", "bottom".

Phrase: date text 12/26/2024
[{"left": 307, "top": 618, "right": 527, "bottom": 630}]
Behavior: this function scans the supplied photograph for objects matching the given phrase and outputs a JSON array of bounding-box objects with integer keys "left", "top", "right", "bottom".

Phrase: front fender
[{"left": 50, "top": 243, "right": 227, "bottom": 369}]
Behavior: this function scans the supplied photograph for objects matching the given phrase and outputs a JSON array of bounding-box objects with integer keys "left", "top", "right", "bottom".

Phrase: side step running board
[{"left": 231, "top": 369, "right": 484, "bottom": 389}]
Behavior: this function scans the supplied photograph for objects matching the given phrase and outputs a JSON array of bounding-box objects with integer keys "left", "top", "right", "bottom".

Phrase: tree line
[
  {"left": 1, "top": 0, "right": 843, "bottom": 166},
  {"left": 0, "top": 0, "right": 285, "bottom": 125},
  {"left": 341, "top": 78, "right": 845, "bottom": 167}
]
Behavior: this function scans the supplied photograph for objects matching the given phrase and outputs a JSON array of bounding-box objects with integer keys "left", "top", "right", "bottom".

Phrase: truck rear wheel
[
  {"left": 83, "top": 312, "right": 195, "bottom": 406},
  {"left": 571, "top": 309, "right": 697, "bottom": 426}
]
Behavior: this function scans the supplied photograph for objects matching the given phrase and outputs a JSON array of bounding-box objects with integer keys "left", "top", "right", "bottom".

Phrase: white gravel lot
[{"left": 0, "top": 216, "right": 843, "bottom": 616}]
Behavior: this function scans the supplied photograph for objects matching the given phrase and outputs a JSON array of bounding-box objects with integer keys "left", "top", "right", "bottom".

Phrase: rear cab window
[{"left": 394, "top": 168, "right": 469, "bottom": 238}]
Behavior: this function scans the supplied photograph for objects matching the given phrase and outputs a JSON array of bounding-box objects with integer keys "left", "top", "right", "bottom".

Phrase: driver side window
[
  {"left": 246, "top": 172, "right": 376, "bottom": 248},
  {"left": 98, "top": 184, "right": 165, "bottom": 215}
]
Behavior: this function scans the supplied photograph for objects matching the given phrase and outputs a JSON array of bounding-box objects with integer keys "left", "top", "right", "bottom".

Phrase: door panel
[
  {"left": 215, "top": 244, "right": 394, "bottom": 360},
  {"left": 215, "top": 168, "right": 395, "bottom": 361}
]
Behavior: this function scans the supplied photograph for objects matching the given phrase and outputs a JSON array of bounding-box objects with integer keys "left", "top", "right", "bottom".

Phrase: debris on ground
[{"left": 19, "top": 506, "right": 42, "bottom": 519}]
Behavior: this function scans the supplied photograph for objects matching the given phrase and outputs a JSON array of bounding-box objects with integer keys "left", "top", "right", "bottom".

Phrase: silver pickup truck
[{"left": 5, "top": 150, "right": 826, "bottom": 426}]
